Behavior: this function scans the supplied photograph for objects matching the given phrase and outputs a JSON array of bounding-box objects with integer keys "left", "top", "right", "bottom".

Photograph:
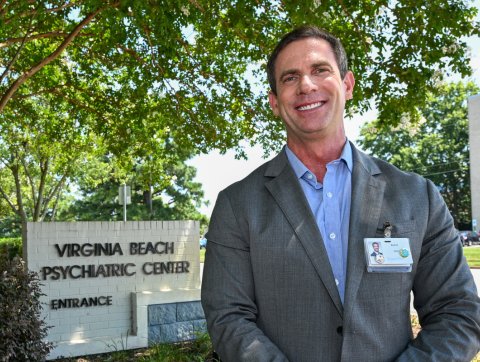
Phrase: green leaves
[
  {"left": 2, "top": 0, "right": 478, "bottom": 151},
  {"left": 358, "top": 81, "right": 479, "bottom": 227},
  {"left": 58, "top": 155, "right": 207, "bottom": 225}
]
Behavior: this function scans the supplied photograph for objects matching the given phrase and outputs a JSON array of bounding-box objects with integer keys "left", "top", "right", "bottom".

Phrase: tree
[
  {"left": 1, "top": 1, "right": 478, "bottom": 240},
  {"left": 0, "top": 94, "right": 99, "bottom": 241},
  {"left": 1, "top": 1, "right": 478, "bottom": 148},
  {"left": 57, "top": 155, "right": 208, "bottom": 226},
  {"left": 357, "top": 81, "right": 479, "bottom": 227},
  {"left": 0, "top": 97, "right": 207, "bottom": 240}
]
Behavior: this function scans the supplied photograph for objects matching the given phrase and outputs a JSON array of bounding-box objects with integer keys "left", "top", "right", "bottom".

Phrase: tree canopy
[
  {"left": 1, "top": 1, "right": 478, "bottom": 151},
  {"left": 0, "top": 0, "right": 479, "bottom": 238},
  {"left": 357, "top": 81, "right": 479, "bottom": 228}
]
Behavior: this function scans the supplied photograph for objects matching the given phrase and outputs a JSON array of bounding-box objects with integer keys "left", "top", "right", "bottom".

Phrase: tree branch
[
  {"left": 335, "top": 0, "right": 370, "bottom": 54},
  {"left": 50, "top": 87, "right": 110, "bottom": 121},
  {"left": 41, "top": 173, "right": 68, "bottom": 221},
  {"left": 0, "top": 13, "right": 34, "bottom": 86},
  {"left": 11, "top": 160, "right": 28, "bottom": 223},
  {"left": 20, "top": 152, "right": 38, "bottom": 209},
  {"left": 0, "top": 0, "right": 8, "bottom": 17},
  {"left": 16, "top": 143, "right": 34, "bottom": 197},
  {"left": 188, "top": 0, "right": 205, "bottom": 13},
  {"left": 3, "top": 1, "right": 80, "bottom": 25},
  {"left": 0, "top": 183, "right": 20, "bottom": 216},
  {"left": 0, "top": 31, "right": 71, "bottom": 48},
  {"left": 33, "top": 158, "right": 49, "bottom": 221},
  {"left": 116, "top": 44, "right": 146, "bottom": 64},
  {"left": 0, "top": 1, "right": 120, "bottom": 113}
]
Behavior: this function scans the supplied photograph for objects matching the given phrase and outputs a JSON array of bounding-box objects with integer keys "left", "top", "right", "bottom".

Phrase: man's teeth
[{"left": 297, "top": 101, "right": 325, "bottom": 111}]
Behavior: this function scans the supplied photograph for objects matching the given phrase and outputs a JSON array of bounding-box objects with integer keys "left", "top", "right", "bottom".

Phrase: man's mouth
[{"left": 296, "top": 101, "right": 325, "bottom": 111}]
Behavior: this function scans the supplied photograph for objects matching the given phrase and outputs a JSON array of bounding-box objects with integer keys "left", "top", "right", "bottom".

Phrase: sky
[{"left": 189, "top": 6, "right": 480, "bottom": 217}]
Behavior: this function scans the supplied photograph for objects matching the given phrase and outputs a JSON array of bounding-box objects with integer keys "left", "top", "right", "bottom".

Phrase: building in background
[{"left": 469, "top": 94, "right": 480, "bottom": 231}]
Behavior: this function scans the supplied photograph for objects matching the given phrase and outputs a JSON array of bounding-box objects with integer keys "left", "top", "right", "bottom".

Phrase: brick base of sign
[{"left": 148, "top": 301, "right": 206, "bottom": 344}]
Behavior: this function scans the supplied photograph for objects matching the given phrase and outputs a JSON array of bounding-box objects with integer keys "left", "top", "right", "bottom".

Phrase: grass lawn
[
  {"left": 463, "top": 247, "right": 480, "bottom": 268},
  {"left": 200, "top": 248, "right": 206, "bottom": 263}
]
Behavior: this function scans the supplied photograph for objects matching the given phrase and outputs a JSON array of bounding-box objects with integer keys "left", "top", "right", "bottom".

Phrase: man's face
[
  {"left": 268, "top": 38, "right": 355, "bottom": 144},
  {"left": 373, "top": 243, "right": 379, "bottom": 252}
]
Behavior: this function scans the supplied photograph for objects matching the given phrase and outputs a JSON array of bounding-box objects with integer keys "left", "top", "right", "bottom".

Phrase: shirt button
[
  {"left": 335, "top": 278, "right": 339, "bottom": 286},
  {"left": 329, "top": 233, "right": 336, "bottom": 240},
  {"left": 327, "top": 192, "right": 333, "bottom": 198},
  {"left": 306, "top": 173, "right": 313, "bottom": 180}
]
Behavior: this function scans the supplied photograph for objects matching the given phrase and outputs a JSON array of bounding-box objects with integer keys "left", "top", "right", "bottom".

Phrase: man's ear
[
  {"left": 343, "top": 71, "right": 355, "bottom": 100},
  {"left": 268, "top": 91, "right": 280, "bottom": 116}
]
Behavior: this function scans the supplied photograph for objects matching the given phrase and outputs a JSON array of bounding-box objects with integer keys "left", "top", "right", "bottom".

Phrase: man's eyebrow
[
  {"left": 312, "top": 61, "right": 333, "bottom": 69},
  {"left": 278, "top": 61, "right": 334, "bottom": 79}
]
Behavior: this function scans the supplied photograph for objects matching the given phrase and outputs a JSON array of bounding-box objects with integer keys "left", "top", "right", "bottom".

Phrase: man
[
  {"left": 370, "top": 242, "right": 382, "bottom": 257},
  {"left": 201, "top": 25, "right": 480, "bottom": 361},
  {"left": 370, "top": 241, "right": 384, "bottom": 265}
]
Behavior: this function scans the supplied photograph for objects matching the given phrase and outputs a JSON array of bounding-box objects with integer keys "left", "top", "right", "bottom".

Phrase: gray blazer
[{"left": 201, "top": 145, "right": 480, "bottom": 362}]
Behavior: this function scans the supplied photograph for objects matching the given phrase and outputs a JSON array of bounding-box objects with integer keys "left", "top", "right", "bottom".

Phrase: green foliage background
[{"left": 358, "top": 81, "right": 479, "bottom": 227}]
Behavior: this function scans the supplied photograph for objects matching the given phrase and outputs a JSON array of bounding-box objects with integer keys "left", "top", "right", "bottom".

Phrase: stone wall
[{"left": 148, "top": 301, "right": 206, "bottom": 344}]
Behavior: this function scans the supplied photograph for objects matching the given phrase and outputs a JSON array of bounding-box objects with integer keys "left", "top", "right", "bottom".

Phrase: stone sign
[{"left": 26, "top": 221, "right": 202, "bottom": 359}]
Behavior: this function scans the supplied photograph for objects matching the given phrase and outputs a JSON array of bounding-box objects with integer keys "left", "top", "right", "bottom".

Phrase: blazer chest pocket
[{"left": 375, "top": 219, "right": 416, "bottom": 238}]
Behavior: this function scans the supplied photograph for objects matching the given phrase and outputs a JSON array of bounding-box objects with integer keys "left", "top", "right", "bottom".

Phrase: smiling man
[{"left": 201, "top": 26, "right": 480, "bottom": 361}]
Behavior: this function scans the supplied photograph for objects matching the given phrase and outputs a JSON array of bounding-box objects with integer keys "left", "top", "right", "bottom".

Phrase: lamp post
[{"left": 118, "top": 184, "right": 131, "bottom": 222}]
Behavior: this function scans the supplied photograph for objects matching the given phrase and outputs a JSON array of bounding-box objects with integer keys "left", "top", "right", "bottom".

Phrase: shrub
[
  {"left": 0, "top": 215, "right": 21, "bottom": 238},
  {"left": 0, "top": 237, "right": 22, "bottom": 260},
  {"left": 0, "top": 257, "right": 53, "bottom": 361}
]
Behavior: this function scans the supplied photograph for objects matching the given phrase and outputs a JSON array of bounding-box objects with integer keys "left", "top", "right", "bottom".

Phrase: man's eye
[
  {"left": 282, "top": 75, "right": 297, "bottom": 83},
  {"left": 314, "top": 68, "right": 329, "bottom": 74}
]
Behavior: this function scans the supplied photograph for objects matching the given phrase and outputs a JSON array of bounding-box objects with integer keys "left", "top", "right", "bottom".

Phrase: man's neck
[{"left": 287, "top": 135, "right": 347, "bottom": 183}]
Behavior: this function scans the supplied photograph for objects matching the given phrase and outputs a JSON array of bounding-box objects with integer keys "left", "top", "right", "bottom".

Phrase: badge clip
[{"left": 383, "top": 221, "right": 392, "bottom": 238}]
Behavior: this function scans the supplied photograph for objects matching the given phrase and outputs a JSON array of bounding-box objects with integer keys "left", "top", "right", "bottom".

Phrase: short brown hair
[{"left": 267, "top": 25, "right": 349, "bottom": 95}]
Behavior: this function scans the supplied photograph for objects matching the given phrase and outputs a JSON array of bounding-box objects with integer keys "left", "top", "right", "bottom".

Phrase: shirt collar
[{"left": 285, "top": 139, "right": 353, "bottom": 180}]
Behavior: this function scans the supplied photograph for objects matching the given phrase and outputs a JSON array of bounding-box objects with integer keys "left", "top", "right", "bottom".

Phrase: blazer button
[{"left": 337, "top": 326, "right": 343, "bottom": 335}]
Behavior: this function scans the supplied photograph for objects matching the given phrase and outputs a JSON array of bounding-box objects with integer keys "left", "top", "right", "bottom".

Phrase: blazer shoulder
[{"left": 221, "top": 150, "right": 287, "bottom": 196}]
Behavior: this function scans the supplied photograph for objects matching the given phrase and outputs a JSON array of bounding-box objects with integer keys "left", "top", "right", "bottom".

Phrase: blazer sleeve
[
  {"left": 201, "top": 190, "right": 289, "bottom": 362},
  {"left": 395, "top": 179, "right": 480, "bottom": 361}
]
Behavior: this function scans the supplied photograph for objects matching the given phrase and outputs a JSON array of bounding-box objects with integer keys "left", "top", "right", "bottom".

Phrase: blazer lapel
[
  {"left": 343, "top": 146, "right": 385, "bottom": 321},
  {"left": 264, "top": 150, "right": 343, "bottom": 315}
]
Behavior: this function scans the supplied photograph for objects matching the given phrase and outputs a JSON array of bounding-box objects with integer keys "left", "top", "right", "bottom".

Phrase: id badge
[{"left": 364, "top": 238, "right": 413, "bottom": 273}]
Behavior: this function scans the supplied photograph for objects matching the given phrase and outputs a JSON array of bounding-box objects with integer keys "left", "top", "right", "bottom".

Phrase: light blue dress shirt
[{"left": 285, "top": 141, "right": 352, "bottom": 303}]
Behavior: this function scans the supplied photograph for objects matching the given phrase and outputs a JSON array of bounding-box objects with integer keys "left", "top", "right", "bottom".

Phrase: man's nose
[{"left": 297, "top": 75, "right": 318, "bottom": 94}]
